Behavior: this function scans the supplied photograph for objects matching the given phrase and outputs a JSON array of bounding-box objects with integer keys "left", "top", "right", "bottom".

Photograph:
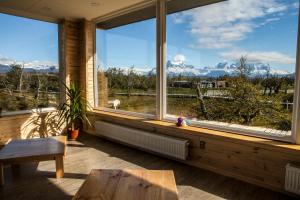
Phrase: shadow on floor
[
  {"left": 0, "top": 163, "right": 73, "bottom": 200},
  {"left": 0, "top": 133, "right": 297, "bottom": 200},
  {"left": 75, "top": 133, "right": 297, "bottom": 200}
]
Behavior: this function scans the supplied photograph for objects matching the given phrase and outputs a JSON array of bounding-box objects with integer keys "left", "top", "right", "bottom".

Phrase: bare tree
[
  {"left": 18, "top": 62, "right": 25, "bottom": 96},
  {"left": 236, "top": 56, "right": 251, "bottom": 78},
  {"left": 196, "top": 84, "right": 208, "bottom": 120},
  {"left": 1, "top": 80, "right": 13, "bottom": 96},
  {"left": 34, "top": 71, "right": 42, "bottom": 106}
]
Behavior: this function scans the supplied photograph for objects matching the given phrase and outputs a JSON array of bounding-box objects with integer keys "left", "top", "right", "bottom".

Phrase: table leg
[
  {"left": 0, "top": 162, "right": 4, "bottom": 186},
  {"left": 55, "top": 156, "right": 64, "bottom": 178}
]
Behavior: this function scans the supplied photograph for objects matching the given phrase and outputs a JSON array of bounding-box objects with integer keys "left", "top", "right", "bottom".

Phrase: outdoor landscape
[
  {"left": 0, "top": 60, "right": 59, "bottom": 113},
  {"left": 0, "top": 12, "right": 59, "bottom": 114},
  {"left": 99, "top": 56, "right": 294, "bottom": 131},
  {"left": 96, "top": 0, "right": 299, "bottom": 133}
]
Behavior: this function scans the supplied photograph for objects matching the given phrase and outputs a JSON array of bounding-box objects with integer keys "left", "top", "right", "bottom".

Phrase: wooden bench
[
  {"left": 0, "top": 136, "right": 66, "bottom": 186},
  {"left": 73, "top": 169, "right": 178, "bottom": 200}
]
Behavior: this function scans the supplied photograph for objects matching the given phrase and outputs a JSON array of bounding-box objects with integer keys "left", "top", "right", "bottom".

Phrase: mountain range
[
  {"left": 0, "top": 55, "right": 59, "bottom": 74},
  {"left": 144, "top": 60, "right": 293, "bottom": 77},
  {"left": 0, "top": 64, "right": 58, "bottom": 74},
  {"left": 0, "top": 59, "right": 293, "bottom": 77}
]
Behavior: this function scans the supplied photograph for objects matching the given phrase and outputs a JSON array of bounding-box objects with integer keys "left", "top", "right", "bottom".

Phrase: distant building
[
  {"left": 170, "top": 81, "right": 192, "bottom": 88},
  {"left": 199, "top": 80, "right": 228, "bottom": 88},
  {"left": 199, "top": 81, "right": 215, "bottom": 88},
  {"left": 216, "top": 81, "right": 228, "bottom": 88},
  {"left": 171, "top": 80, "right": 228, "bottom": 89}
]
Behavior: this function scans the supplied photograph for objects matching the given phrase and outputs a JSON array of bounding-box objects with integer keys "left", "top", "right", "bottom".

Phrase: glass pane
[
  {"left": 0, "top": 14, "right": 59, "bottom": 113},
  {"left": 96, "top": 18, "right": 156, "bottom": 115},
  {"left": 166, "top": 0, "right": 299, "bottom": 137}
]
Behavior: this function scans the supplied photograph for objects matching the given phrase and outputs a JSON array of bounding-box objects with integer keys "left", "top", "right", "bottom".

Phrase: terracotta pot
[{"left": 68, "top": 129, "right": 79, "bottom": 140}]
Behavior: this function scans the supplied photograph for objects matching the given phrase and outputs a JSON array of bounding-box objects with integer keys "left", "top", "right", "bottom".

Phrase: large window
[
  {"left": 166, "top": 0, "right": 299, "bottom": 140},
  {"left": 95, "top": 0, "right": 300, "bottom": 142},
  {"left": 0, "top": 14, "right": 59, "bottom": 114},
  {"left": 96, "top": 18, "right": 156, "bottom": 115}
]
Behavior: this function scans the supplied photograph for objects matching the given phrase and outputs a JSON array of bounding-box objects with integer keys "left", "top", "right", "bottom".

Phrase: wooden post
[
  {"left": 0, "top": 162, "right": 4, "bottom": 186},
  {"left": 55, "top": 156, "right": 64, "bottom": 178}
]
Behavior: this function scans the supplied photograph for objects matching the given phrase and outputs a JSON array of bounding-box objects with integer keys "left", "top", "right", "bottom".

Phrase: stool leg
[{"left": 55, "top": 156, "right": 64, "bottom": 178}]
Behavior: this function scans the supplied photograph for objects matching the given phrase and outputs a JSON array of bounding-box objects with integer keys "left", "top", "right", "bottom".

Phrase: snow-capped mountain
[
  {"left": 0, "top": 55, "right": 58, "bottom": 74},
  {"left": 0, "top": 64, "right": 58, "bottom": 74},
  {"left": 147, "top": 60, "right": 292, "bottom": 77}
]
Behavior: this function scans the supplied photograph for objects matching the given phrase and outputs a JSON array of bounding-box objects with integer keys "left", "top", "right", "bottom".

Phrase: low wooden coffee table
[
  {"left": 0, "top": 136, "right": 66, "bottom": 186},
  {"left": 73, "top": 169, "right": 178, "bottom": 200}
]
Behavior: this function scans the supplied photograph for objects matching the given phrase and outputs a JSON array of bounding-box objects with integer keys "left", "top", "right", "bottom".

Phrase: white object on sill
[
  {"left": 285, "top": 163, "right": 300, "bottom": 195},
  {"left": 108, "top": 99, "right": 120, "bottom": 110}
]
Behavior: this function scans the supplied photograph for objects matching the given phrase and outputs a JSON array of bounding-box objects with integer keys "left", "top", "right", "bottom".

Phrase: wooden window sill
[{"left": 90, "top": 110, "right": 300, "bottom": 156}]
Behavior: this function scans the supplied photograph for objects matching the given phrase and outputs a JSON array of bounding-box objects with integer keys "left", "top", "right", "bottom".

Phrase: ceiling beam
[
  {"left": 0, "top": 6, "right": 58, "bottom": 23},
  {"left": 95, "top": 0, "right": 226, "bottom": 30}
]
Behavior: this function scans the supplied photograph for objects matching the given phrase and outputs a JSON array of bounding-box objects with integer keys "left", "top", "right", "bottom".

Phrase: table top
[
  {"left": 0, "top": 136, "right": 66, "bottom": 162},
  {"left": 73, "top": 169, "right": 178, "bottom": 200}
]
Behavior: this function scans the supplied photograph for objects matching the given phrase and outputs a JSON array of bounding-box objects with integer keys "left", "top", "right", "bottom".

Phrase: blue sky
[
  {"left": 0, "top": 0, "right": 298, "bottom": 72},
  {"left": 0, "top": 13, "right": 58, "bottom": 67},
  {"left": 97, "top": 0, "right": 299, "bottom": 73}
]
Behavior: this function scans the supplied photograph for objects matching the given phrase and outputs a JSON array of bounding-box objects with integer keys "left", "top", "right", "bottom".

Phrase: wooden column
[
  {"left": 80, "top": 20, "right": 95, "bottom": 107},
  {"left": 58, "top": 19, "right": 82, "bottom": 91}
]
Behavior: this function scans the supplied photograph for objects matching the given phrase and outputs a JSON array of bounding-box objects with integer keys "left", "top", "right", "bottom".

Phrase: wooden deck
[{"left": 0, "top": 133, "right": 296, "bottom": 200}]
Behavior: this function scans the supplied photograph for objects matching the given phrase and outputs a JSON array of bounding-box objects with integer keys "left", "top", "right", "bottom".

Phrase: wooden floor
[{"left": 0, "top": 133, "right": 297, "bottom": 200}]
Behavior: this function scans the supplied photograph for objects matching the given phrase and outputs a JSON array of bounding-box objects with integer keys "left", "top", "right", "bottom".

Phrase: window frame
[
  {"left": 93, "top": 0, "right": 300, "bottom": 144},
  {"left": 0, "top": 14, "right": 61, "bottom": 117},
  {"left": 93, "top": 0, "right": 157, "bottom": 118}
]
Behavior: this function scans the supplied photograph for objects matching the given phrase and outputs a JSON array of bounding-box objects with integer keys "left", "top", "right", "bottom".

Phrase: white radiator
[
  {"left": 285, "top": 163, "right": 300, "bottom": 195},
  {"left": 95, "top": 121, "right": 189, "bottom": 160}
]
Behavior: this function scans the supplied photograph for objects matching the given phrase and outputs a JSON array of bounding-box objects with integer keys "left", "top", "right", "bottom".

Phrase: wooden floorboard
[{"left": 0, "top": 133, "right": 297, "bottom": 200}]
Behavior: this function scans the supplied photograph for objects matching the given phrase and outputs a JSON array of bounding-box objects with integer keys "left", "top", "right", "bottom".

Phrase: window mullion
[
  {"left": 292, "top": 12, "right": 300, "bottom": 144},
  {"left": 156, "top": 0, "right": 167, "bottom": 120}
]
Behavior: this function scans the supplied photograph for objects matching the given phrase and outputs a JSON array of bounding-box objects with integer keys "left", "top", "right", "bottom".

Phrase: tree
[
  {"left": 229, "top": 78, "right": 264, "bottom": 125},
  {"left": 236, "top": 56, "right": 251, "bottom": 79},
  {"left": 126, "top": 66, "right": 136, "bottom": 97},
  {"left": 282, "top": 76, "right": 294, "bottom": 94},
  {"left": 196, "top": 83, "right": 208, "bottom": 120},
  {"left": 5, "top": 64, "right": 24, "bottom": 92}
]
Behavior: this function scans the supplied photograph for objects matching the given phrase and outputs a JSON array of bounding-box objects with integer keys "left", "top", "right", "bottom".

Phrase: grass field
[
  {"left": 0, "top": 91, "right": 59, "bottom": 112},
  {"left": 106, "top": 89, "right": 293, "bottom": 131}
]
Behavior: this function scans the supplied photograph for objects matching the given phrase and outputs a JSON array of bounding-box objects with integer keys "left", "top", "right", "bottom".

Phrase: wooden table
[
  {"left": 0, "top": 136, "right": 66, "bottom": 186},
  {"left": 73, "top": 169, "right": 178, "bottom": 200}
]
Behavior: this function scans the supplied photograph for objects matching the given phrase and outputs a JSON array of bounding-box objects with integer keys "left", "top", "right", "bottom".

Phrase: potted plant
[{"left": 58, "top": 83, "right": 91, "bottom": 140}]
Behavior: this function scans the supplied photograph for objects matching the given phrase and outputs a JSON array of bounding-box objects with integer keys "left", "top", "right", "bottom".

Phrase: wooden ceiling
[{"left": 0, "top": 0, "right": 147, "bottom": 23}]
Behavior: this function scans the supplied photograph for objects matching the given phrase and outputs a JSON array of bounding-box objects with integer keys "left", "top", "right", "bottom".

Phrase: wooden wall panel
[{"left": 0, "top": 112, "right": 63, "bottom": 145}]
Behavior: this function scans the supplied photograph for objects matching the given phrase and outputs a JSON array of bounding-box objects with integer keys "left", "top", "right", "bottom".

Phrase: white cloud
[
  {"left": 220, "top": 50, "right": 295, "bottom": 65},
  {"left": 171, "top": 14, "right": 185, "bottom": 24},
  {"left": 293, "top": 2, "right": 299, "bottom": 9},
  {"left": 172, "top": 0, "right": 289, "bottom": 49},
  {"left": 0, "top": 55, "right": 16, "bottom": 66},
  {"left": 172, "top": 54, "right": 186, "bottom": 65},
  {"left": 265, "top": 17, "right": 280, "bottom": 22},
  {"left": 260, "top": 17, "right": 280, "bottom": 26}
]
